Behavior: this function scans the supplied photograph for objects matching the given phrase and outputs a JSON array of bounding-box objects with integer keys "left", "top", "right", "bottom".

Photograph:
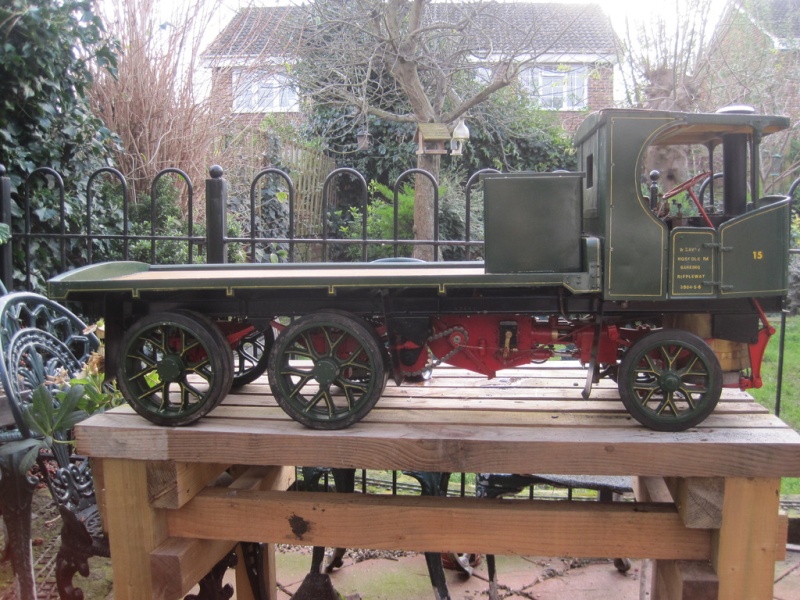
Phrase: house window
[
  {"left": 520, "top": 65, "right": 588, "bottom": 111},
  {"left": 232, "top": 69, "right": 298, "bottom": 113}
]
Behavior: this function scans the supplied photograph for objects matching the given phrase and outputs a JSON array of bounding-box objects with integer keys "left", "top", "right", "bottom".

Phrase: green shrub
[
  {"left": 336, "top": 177, "right": 481, "bottom": 262},
  {"left": 1, "top": 0, "right": 118, "bottom": 290},
  {"left": 339, "top": 181, "right": 415, "bottom": 261}
]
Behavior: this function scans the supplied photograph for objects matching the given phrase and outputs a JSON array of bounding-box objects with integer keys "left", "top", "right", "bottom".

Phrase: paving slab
[
  {"left": 774, "top": 547, "right": 800, "bottom": 600},
  {"left": 221, "top": 548, "right": 644, "bottom": 599},
  {"left": 209, "top": 545, "right": 800, "bottom": 600}
]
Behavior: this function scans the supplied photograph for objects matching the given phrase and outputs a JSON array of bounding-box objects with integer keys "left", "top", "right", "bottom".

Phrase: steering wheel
[
  {"left": 659, "top": 171, "right": 715, "bottom": 227},
  {"left": 662, "top": 171, "right": 712, "bottom": 200}
]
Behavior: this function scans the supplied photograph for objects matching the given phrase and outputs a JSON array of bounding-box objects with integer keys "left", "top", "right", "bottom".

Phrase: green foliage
[
  {"left": 0, "top": 384, "right": 90, "bottom": 474},
  {"left": 461, "top": 88, "right": 577, "bottom": 173},
  {"left": 228, "top": 185, "right": 290, "bottom": 264},
  {"left": 437, "top": 168, "right": 483, "bottom": 261},
  {"left": 792, "top": 213, "right": 800, "bottom": 249},
  {"left": 1, "top": 0, "right": 119, "bottom": 289},
  {"left": 87, "top": 176, "right": 241, "bottom": 266},
  {"left": 69, "top": 371, "right": 124, "bottom": 416},
  {"left": 127, "top": 178, "right": 191, "bottom": 264},
  {"left": 257, "top": 194, "right": 290, "bottom": 264},
  {"left": 0, "top": 335, "right": 125, "bottom": 475},
  {"left": 786, "top": 214, "right": 800, "bottom": 315},
  {"left": 9, "top": 180, "right": 95, "bottom": 290},
  {"left": 0, "top": 0, "right": 118, "bottom": 184},
  {"left": 788, "top": 255, "right": 800, "bottom": 316},
  {"left": 225, "top": 129, "right": 292, "bottom": 264},
  {"left": 24, "top": 384, "right": 88, "bottom": 449},
  {"left": 306, "top": 89, "right": 576, "bottom": 191},
  {"left": 750, "top": 315, "right": 800, "bottom": 494},
  {"left": 305, "top": 107, "right": 418, "bottom": 185},
  {"left": 337, "top": 178, "right": 472, "bottom": 262},
  {"left": 339, "top": 181, "right": 416, "bottom": 260}
]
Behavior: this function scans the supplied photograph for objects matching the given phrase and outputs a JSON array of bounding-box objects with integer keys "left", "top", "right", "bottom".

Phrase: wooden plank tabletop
[{"left": 75, "top": 363, "right": 800, "bottom": 479}]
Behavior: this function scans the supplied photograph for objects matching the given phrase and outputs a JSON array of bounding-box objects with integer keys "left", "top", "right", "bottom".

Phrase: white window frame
[
  {"left": 520, "top": 64, "right": 589, "bottom": 111},
  {"left": 232, "top": 68, "right": 299, "bottom": 113}
]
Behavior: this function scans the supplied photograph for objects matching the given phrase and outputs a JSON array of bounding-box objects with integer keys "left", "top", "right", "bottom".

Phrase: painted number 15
[{"left": 753, "top": 251, "right": 764, "bottom": 260}]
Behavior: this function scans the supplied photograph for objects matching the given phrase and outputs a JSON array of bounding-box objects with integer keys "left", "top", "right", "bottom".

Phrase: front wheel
[
  {"left": 118, "top": 310, "right": 233, "bottom": 426},
  {"left": 268, "top": 311, "right": 387, "bottom": 429},
  {"left": 618, "top": 330, "right": 721, "bottom": 431}
]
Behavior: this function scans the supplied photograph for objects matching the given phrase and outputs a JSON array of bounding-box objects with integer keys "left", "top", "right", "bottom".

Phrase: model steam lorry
[{"left": 48, "top": 107, "right": 794, "bottom": 432}]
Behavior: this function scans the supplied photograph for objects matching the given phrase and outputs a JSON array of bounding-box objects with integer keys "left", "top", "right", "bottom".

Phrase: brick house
[{"left": 202, "top": 2, "right": 617, "bottom": 135}]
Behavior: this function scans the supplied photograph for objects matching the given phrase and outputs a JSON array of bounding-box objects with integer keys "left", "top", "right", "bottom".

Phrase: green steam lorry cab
[{"left": 49, "top": 108, "right": 793, "bottom": 432}]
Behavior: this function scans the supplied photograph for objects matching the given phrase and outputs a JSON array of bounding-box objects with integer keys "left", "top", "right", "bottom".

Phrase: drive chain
[{"left": 404, "top": 325, "right": 468, "bottom": 377}]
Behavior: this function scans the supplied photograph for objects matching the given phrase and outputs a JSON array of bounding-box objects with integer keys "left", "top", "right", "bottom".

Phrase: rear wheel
[
  {"left": 232, "top": 325, "right": 274, "bottom": 388},
  {"left": 118, "top": 310, "right": 233, "bottom": 426},
  {"left": 618, "top": 329, "right": 721, "bottom": 431},
  {"left": 268, "top": 311, "right": 387, "bottom": 429}
]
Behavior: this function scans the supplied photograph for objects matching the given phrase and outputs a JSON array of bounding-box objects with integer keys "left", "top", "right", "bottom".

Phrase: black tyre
[
  {"left": 231, "top": 325, "right": 274, "bottom": 388},
  {"left": 268, "top": 311, "right": 387, "bottom": 429},
  {"left": 118, "top": 310, "right": 233, "bottom": 426},
  {"left": 618, "top": 329, "right": 722, "bottom": 431}
]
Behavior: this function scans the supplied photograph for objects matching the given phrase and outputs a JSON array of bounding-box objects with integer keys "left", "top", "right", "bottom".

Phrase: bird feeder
[
  {"left": 450, "top": 119, "right": 470, "bottom": 156},
  {"left": 416, "top": 123, "right": 451, "bottom": 155}
]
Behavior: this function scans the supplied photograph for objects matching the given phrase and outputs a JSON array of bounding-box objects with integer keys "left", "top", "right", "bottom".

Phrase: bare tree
[
  {"left": 289, "top": 0, "right": 599, "bottom": 260},
  {"left": 615, "top": 0, "right": 724, "bottom": 187},
  {"left": 703, "top": 0, "right": 800, "bottom": 191},
  {"left": 90, "top": 0, "right": 221, "bottom": 205}
]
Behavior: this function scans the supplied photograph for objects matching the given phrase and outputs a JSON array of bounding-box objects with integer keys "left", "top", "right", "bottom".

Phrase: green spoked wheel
[
  {"left": 618, "top": 329, "right": 722, "bottom": 431},
  {"left": 268, "top": 311, "right": 387, "bottom": 429},
  {"left": 232, "top": 325, "right": 275, "bottom": 388},
  {"left": 118, "top": 310, "right": 233, "bottom": 426}
]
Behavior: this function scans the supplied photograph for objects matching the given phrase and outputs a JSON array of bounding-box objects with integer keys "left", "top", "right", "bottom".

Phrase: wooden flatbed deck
[{"left": 76, "top": 363, "right": 800, "bottom": 600}]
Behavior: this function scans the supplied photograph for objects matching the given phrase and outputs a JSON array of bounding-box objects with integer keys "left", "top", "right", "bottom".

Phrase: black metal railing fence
[{"left": 0, "top": 162, "right": 497, "bottom": 292}]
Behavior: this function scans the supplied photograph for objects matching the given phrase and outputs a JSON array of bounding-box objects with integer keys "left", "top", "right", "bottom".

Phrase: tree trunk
[
  {"left": 413, "top": 153, "right": 440, "bottom": 261},
  {"left": 642, "top": 68, "right": 697, "bottom": 188}
]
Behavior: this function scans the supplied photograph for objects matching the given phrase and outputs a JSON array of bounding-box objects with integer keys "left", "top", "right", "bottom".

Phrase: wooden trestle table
[{"left": 75, "top": 364, "right": 800, "bottom": 600}]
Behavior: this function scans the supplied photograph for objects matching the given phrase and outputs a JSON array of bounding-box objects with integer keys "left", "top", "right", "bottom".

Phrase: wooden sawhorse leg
[
  {"left": 102, "top": 458, "right": 169, "bottom": 600},
  {"left": 714, "top": 477, "right": 781, "bottom": 600},
  {"left": 649, "top": 476, "right": 781, "bottom": 600}
]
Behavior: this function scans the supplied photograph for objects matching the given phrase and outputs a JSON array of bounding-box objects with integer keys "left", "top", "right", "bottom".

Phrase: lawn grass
[{"left": 750, "top": 313, "right": 800, "bottom": 495}]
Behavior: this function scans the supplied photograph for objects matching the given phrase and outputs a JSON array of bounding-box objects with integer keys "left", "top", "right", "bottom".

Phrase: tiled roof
[
  {"left": 203, "top": 6, "right": 308, "bottom": 60},
  {"left": 426, "top": 2, "right": 616, "bottom": 55},
  {"left": 203, "top": 2, "right": 616, "bottom": 62}
]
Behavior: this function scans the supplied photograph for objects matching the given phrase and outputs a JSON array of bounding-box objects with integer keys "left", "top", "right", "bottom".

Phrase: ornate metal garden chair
[
  {"left": 0, "top": 290, "right": 261, "bottom": 600},
  {"left": 0, "top": 291, "right": 106, "bottom": 600},
  {"left": 476, "top": 472, "right": 633, "bottom": 600}
]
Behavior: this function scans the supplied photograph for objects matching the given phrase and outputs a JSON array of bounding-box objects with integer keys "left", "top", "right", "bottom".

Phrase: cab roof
[{"left": 574, "top": 108, "right": 791, "bottom": 147}]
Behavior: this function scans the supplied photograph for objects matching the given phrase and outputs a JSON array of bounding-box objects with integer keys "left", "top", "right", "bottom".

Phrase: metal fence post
[
  {"left": 206, "top": 165, "right": 227, "bottom": 264},
  {"left": 0, "top": 164, "right": 12, "bottom": 291}
]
